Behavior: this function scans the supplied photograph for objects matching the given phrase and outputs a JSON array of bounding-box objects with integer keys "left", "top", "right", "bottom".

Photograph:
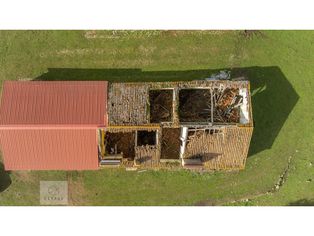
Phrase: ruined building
[{"left": 0, "top": 79, "right": 253, "bottom": 171}]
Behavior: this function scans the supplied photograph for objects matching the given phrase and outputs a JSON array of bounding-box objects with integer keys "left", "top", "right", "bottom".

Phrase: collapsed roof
[{"left": 108, "top": 80, "right": 252, "bottom": 127}]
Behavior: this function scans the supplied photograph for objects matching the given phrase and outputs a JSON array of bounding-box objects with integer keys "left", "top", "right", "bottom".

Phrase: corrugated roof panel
[
  {"left": 0, "top": 81, "right": 108, "bottom": 126},
  {"left": 0, "top": 128, "right": 99, "bottom": 170}
]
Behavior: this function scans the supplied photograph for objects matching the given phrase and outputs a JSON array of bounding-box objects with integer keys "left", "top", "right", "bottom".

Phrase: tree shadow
[
  {"left": 35, "top": 66, "right": 299, "bottom": 157},
  {"left": 0, "top": 161, "right": 11, "bottom": 192},
  {"left": 288, "top": 199, "right": 314, "bottom": 206}
]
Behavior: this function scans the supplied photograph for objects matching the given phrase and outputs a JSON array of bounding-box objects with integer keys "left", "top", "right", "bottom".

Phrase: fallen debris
[
  {"left": 149, "top": 90, "right": 173, "bottom": 123},
  {"left": 213, "top": 87, "right": 242, "bottom": 123},
  {"left": 179, "top": 89, "right": 212, "bottom": 122},
  {"left": 161, "top": 128, "right": 180, "bottom": 159},
  {"left": 205, "top": 70, "right": 231, "bottom": 81},
  {"left": 137, "top": 130, "right": 156, "bottom": 146},
  {"left": 105, "top": 132, "right": 135, "bottom": 160},
  {"left": 126, "top": 167, "right": 137, "bottom": 171}
]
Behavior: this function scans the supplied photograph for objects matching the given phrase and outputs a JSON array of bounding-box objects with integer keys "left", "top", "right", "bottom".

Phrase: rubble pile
[
  {"left": 149, "top": 90, "right": 173, "bottom": 123},
  {"left": 213, "top": 88, "right": 243, "bottom": 123},
  {"left": 179, "top": 89, "right": 212, "bottom": 122}
]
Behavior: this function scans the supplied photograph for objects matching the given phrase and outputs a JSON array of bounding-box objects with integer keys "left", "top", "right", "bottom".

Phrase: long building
[{"left": 0, "top": 78, "right": 253, "bottom": 171}]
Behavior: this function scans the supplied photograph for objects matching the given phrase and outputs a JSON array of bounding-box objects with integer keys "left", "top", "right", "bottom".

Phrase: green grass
[{"left": 0, "top": 30, "right": 313, "bottom": 206}]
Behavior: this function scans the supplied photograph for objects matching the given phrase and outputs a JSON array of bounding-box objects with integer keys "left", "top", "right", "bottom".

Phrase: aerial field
[{"left": 0, "top": 30, "right": 313, "bottom": 206}]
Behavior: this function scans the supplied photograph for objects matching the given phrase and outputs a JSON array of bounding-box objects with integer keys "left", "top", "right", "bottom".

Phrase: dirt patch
[
  {"left": 161, "top": 128, "right": 180, "bottom": 159},
  {"left": 137, "top": 130, "right": 156, "bottom": 146},
  {"left": 179, "top": 89, "right": 212, "bottom": 122},
  {"left": 105, "top": 132, "right": 135, "bottom": 160},
  {"left": 14, "top": 171, "right": 36, "bottom": 183},
  {"left": 149, "top": 90, "right": 173, "bottom": 123},
  {"left": 68, "top": 172, "right": 86, "bottom": 206}
]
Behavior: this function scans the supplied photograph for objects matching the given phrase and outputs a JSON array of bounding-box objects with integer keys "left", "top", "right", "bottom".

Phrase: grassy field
[{"left": 0, "top": 30, "right": 313, "bottom": 206}]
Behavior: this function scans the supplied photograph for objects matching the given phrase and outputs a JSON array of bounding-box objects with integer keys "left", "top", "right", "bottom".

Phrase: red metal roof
[
  {"left": 0, "top": 81, "right": 108, "bottom": 170},
  {"left": 0, "top": 81, "right": 108, "bottom": 126},
  {"left": 0, "top": 128, "right": 99, "bottom": 170}
]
